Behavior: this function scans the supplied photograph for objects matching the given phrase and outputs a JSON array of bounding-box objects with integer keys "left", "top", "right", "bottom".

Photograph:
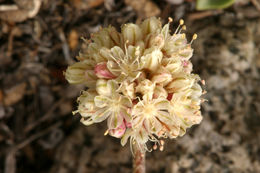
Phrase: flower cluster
[{"left": 65, "top": 17, "right": 204, "bottom": 152}]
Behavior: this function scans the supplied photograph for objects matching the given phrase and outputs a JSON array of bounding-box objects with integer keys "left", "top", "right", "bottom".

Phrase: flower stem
[{"left": 133, "top": 143, "right": 146, "bottom": 173}]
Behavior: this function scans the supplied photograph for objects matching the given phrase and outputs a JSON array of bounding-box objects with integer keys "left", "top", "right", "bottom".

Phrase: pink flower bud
[
  {"left": 94, "top": 62, "right": 116, "bottom": 79},
  {"left": 109, "top": 122, "right": 126, "bottom": 138}
]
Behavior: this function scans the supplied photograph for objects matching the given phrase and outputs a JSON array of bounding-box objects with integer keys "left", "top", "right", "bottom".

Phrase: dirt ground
[{"left": 0, "top": 0, "right": 260, "bottom": 173}]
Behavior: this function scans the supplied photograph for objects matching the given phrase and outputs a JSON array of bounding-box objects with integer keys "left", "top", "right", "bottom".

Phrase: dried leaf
[
  {"left": 70, "top": 0, "right": 104, "bottom": 10},
  {"left": 0, "top": 0, "right": 41, "bottom": 22},
  {"left": 125, "top": 0, "right": 161, "bottom": 19},
  {"left": 4, "top": 83, "right": 27, "bottom": 106}
]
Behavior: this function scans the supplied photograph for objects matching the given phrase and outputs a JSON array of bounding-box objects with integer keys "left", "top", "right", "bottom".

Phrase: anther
[
  {"left": 190, "top": 33, "right": 197, "bottom": 44},
  {"left": 168, "top": 17, "right": 173, "bottom": 23},
  {"left": 104, "top": 129, "right": 109, "bottom": 136},
  {"left": 159, "top": 145, "right": 164, "bottom": 151},
  {"left": 182, "top": 25, "right": 186, "bottom": 30},
  {"left": 153, "top": 144, "right": 158, "bottom": 150},
  {"left": 201, "top": 79, "right": 205, "bottom": 85},
  {"left": 160, "top": 140, "right": 165, "bottom": 146},
  {"left": 192, "top": 34, "right": 198, "bottom": 40},
  {"left": 179, "top": 19, "right": 184, "bottom": 25}
]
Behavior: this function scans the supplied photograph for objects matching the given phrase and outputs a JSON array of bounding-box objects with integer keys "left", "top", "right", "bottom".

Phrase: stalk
[{"left": 133, "top": 143, "right": 146, "bottom": 173}]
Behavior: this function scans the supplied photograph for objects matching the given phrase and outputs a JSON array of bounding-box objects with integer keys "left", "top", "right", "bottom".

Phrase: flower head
[{"left": 65, "top": 17, "right": 205, "bottom": 152}]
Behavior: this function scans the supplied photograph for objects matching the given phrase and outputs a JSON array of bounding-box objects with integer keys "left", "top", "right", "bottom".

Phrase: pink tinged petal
[
  {"left": 151, "top": 72, "right": 172, "bottom": 86},
  {"left": 109, "top": 122, "right": 126, "bottom": 138},
  {"left": 183, "top": 61, "right": 193, "bottom": 73},
  {"left": 107, "top": 111, "right": 124, "bottom": 129},
  {"left": 125, "top": 122, "right": 132, "bottom": 128},
  {"left": 120, "top": 108, "right": 132, "bottom": 123},
  {"left": 94, "top": 62, "right": 116, "bottom": 79}
]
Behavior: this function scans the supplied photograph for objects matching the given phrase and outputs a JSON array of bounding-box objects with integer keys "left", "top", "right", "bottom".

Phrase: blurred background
[{"left": 0, "top": 0, "right": 260, "bottom": 172}]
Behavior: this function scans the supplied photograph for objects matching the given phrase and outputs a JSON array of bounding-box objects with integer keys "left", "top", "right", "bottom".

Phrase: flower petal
[
  {"left": 94, "top": 95, "right": 109, "bottom": 108},
  {"left": 121, "top": 129, "right": 133, "bottom": 146},
  {"left": 107, "top": 111, "right": 124, "bottom": 129},
  {"left": 122, "top": 24, "right": 142, "bottom": 45},
  {"left": 92, "top": 108, "right": 111, "bottom": 123}
]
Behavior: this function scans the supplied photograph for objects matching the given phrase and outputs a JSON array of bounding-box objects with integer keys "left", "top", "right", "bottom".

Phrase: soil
[{"left": 0, "top": 0, "right": 260, "bottom": 173}]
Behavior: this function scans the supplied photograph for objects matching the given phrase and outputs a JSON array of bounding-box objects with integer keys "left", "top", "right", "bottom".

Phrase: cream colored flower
[
  {"left": 170, "top": 86, "right": 202, "bottom": 136},
  {"left": 76, "top": 91, "right": 98, "bottom": 126},
  {"left": 136, "top": 79, "right": 155, "bottom": 100},
  {"left": 65, "top": 17, "right": 204, "bottom": 152},
  {"left": 94, "top": 80, "right": 132, "bottom": 129},
  {"left": 132, "top": 94, "right": 171, "bottom": 136}
]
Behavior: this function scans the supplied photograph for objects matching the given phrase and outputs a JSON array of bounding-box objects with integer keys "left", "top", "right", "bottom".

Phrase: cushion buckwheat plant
[{"left": 65, "top": 17, "right": 204, "bottom": 172}]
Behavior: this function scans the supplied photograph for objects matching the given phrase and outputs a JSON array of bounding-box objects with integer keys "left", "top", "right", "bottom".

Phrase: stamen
[
  {"left": 174, "top": 19, "right": 185, "bottom": 34},
  {"left": 137, "top": 97, "right": 145, "bottom": 107},
  {"left": 179, "top": 19, "right": 184, "bottom": 25},
  {"left": 190, "top": 34, "right": 197, "bottom": 44},
  {"left": 104, "top": 129, "right": 109, "bottom": 136},
  {"left": 178, "top": 25, "right": 187, "bottom": 34}
]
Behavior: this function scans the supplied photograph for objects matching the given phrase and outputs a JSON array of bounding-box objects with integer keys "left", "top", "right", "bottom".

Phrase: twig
[
  {"left": 251, "top": 0, "right": 260, "bottom": 12},
  {"left": 0, "top": 5, "right": 18, "bottom": 11},
  {"left": 4, "top": 150, "right": 16, "bottom": 173},
  {"left": 188, "top": 10, "right": 223, "bottom": 21},
  {"left": 24, "top": 98, "right": 65, "bottom": 133},
  {"left": 0, "top": 0, "right": 42, "bottom": 22},
  {"left": 59, "top": 29, "right": 73, "bottom": 65},
  {"left": 14, "top": 122, "right": 61, "bottom": 151}
]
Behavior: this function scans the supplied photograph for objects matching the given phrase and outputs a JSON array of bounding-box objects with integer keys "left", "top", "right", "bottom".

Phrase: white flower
[
  {"left": 65, "top": 17, "right": 204, "bottom": 152},
  {"left": 169, "top": 83, "right": 202, "bottom": 136},
  {"left": 132, "top": 94, "right": 171, "bottom": 136},
  {"left": 94, "top": 80, "right": 132, "bottom": 129}
]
